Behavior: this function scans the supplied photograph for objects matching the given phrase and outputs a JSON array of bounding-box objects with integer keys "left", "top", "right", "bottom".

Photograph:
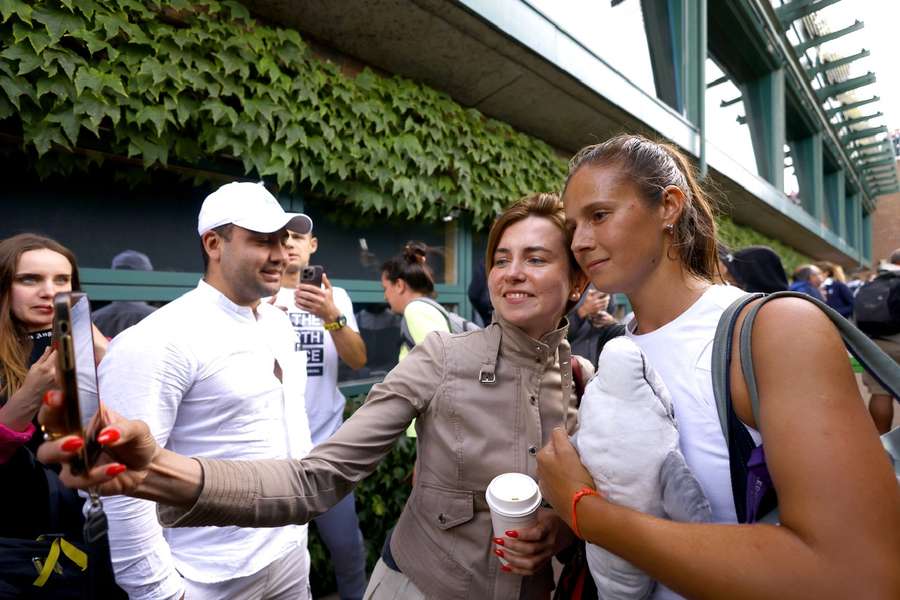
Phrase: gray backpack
[{"left": 400, "top": 297, "right": 481, "bottom": 349}]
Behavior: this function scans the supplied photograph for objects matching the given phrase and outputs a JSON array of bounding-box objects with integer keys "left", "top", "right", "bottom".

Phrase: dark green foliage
[
  {"left": 0, "top": 0, "right": 568, "bottom": 225},
  {"left": 717, "top": 215, "right": 810, "bottom": 273},
  {"left": 308, "top": 393, "right": 415, "bottom": 597}
]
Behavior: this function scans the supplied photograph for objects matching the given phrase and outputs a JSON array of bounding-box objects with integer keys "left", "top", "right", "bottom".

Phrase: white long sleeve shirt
[{"left": 98, "top": 280, "right": 312, "bottom": 599}]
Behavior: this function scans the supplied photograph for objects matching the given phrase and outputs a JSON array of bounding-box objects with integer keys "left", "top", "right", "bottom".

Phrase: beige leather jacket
[{"left": 160, "top": 315, "right": 592, "bottom": 600}]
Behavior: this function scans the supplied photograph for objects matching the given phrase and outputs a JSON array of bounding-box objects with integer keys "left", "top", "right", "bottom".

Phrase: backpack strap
[
  {"left": 712, "top": 293, "right": 764, "bottom": 446},
  {"left": 714, "top": 290, "right": 900, "bottom": 522},
  {"left": 399, "top": 298, "right": 453, "bottom": 350},
  {"left": 736, "top": 291, "right": 900, "bottom": 426}
]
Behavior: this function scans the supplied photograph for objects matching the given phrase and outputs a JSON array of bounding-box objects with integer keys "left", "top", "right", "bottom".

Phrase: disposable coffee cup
[{"left": 485, "top": 472, "right": 542, "bottom": 565}]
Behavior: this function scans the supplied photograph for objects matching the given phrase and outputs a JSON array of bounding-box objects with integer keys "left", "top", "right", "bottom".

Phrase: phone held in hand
[
  {"left": 52, "top": 291, "right": 104, "bottom": 475},
  {"left": 300, "top": 265, "right": 324, "bottom": 287}
]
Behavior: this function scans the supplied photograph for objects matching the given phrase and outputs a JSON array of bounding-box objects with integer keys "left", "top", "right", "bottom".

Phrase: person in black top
[
  {"left": 92, "top": 250, "right": 157, "bottom": 338},
  {"left": 720, "top": 245, "right": 789, "bottom": 294},
  {"left": 0, "top": 233, "right": 120, "bottom": 597}
]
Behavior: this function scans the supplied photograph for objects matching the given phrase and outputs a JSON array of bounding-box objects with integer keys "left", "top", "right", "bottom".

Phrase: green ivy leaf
[
  {"left": 25, "top": 119, "right": 67, "bottom": 155},
  {"left": 73, "top": 92, "right": 120, "bottom": 133},
  {"left": 0, "top": 92, "right": 13, "bottom": 119},
  {"left": 133, "top": 104, "right": 171, "bottom": 136},
  {"left": 0, "top": 0, "right": 32, "bottom": 25},
  {"left": 47, "top": 109, "right": 81, "bottom": 145},
  {"left": 32, "top": 5, "right": 83, "bottom": 42},
  {"left": 200, "top": 98, "right": 237, "bottom": 127},
  {"left": 72, "top": 26, "right": 110, "bottom": 55},
  {"left": 35, "top": 74, "right": 73, "bottom": 102},
  {"left": 41, "top": 48, "right": 80, "bottom": 81},
  {"left": 2, "top": 38, "right": 41, "bottom": 75},
  {"left": 0, "top": 73, "right": 34, "bottom": 109}
]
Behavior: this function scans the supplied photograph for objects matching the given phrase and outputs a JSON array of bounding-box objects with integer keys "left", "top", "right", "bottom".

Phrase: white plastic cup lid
[{"left": 485, "top": 472, "right": 541, "bottom": 517}]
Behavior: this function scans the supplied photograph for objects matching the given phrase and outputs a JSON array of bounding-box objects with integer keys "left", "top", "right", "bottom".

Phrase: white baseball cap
[{"left": 197, "top": 181, "right": 313, "bottom": 236}]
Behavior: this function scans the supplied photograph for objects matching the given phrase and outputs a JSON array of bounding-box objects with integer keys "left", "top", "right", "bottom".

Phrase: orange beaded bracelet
[{"left": 571, "top": 486, "right": 599, "bottom": 539}]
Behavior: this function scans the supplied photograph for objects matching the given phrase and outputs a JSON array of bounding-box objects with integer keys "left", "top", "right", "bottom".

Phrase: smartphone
[
  {"left": 53, "top": 292, "right": 103, "bottom": 475},
  {"left": 300, "top": 265, "right": 324, "bottom": 287}
]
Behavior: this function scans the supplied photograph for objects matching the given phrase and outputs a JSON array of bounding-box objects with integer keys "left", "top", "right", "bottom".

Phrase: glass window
[
  {"left": 338, "top": 301, "right": 403, "bottom": 383},
  {"left": 1, "top": 156, "right": 211, "bottom": 272},
  {"left": 298, "top": 196, "right": 456, "bottom": 284},
  {"left": 704, "top": 58, "right": 758, "bottom": 178},
  {"left": 526, "top": 0, "right": 657, "bottom": 98}
]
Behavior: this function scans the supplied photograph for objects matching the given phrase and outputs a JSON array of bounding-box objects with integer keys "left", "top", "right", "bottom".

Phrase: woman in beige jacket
[{"left": 41, "top": 193, "right": 591, "bottom": 600}]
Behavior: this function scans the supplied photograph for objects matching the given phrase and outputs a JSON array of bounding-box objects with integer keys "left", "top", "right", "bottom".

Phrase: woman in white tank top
[{"left": 538, "top": 134, "right": 900, "bottom": 599}]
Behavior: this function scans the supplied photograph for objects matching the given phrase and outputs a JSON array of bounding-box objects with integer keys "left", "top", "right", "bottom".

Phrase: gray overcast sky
[{"left": 819, "top": 0, "right": 900, "bottom": 132}]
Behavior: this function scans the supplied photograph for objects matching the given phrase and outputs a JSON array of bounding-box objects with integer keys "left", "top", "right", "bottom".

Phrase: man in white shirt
[
  {"left": 271, "top": 226, "right": 368, "bottom": 599},
  {"left": 98, "top": 182, "right": 315, "bottom": 600}
]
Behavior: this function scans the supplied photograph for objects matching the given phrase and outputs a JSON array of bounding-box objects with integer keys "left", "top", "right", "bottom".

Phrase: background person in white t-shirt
[{"left": 273, "top": 225, "right": 368, "bottom": 600}]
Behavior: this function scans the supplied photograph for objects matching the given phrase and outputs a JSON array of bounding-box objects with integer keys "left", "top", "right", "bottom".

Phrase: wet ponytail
[
  {"left": 381, "top": 240, "right": 436, "bottom": 295},
  {"left": 565, "top": 134, "right": 719, "bottom": 281}
]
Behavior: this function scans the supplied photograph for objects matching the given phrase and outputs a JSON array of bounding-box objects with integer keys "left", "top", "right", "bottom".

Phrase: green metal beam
[
  {"left": 825, "top": 95, "right": 879, "bottom": 117},
  {"left": 853, "top": 142, "right": 889, "bottom": 156},
  {"left": 816, "top": 72, "right": 876, "bottom": 102},
  {"left": 839, "top": 112, "right": 882, "bottom": 130},
  {"left": 795, "top": 20, "right": 864, "bottom": 55},
  {"left": 791, "top": 133, "right": 825, "bottom": 221},
  {"left": 844, "top": 192, "right": 859, "bottom": 246},
  {"left": 824, "top": 170, "right": 845, "bottom": 234},
  {"left": 807, "top": 49, "right": 870, "bottom": 77},
  {"left": 776, "top": 0, "right": 843, "bottom": 24},
  {"left": 741, "top": 69, "right": 786, "bottom": 189},
  {"left": 841, "top": 125, "right": 888, "bottom": 144},
  {"left": 706, "top": 74, "right": 728, "bottom": 88},
  {"left": 851, "top": 139, "right": 890, "bottom": 153}
]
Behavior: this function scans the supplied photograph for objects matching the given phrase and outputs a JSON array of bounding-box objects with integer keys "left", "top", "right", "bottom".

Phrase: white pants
[
  {"left": 363, "top": 559, "right": 425, "bottom": 600},
  {"left": 183, "top": 547, "right": 310, "bottom": 600}
]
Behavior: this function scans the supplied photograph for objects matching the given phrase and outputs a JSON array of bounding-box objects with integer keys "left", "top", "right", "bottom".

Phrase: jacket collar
[{"left": 493, "top": 313, "right": 569, "bottom": 366}]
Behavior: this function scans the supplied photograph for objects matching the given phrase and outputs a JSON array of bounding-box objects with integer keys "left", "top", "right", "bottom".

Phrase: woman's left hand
[
  {"left": 536, "top": 427, "right": 596, "bottom": 530},
  {"left": 496, "top": 508, "right": 569, "bottom": 575}
]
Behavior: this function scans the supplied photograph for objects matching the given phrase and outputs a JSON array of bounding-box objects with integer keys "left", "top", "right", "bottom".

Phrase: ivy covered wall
[
  {"left": 0, "top": 0, "right": 808, "bottom": 270},
  {"left": 0, "top": 0, "right": 566, "bottom": 225}
]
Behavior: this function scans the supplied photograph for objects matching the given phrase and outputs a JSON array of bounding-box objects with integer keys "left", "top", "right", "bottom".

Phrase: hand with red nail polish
[
  {"left": 495, "top": 508, "right": 566, "bottom": 577},
  {"left": 494, "top": 537, "right": 504, "bottom": 545},
  {"left": 105, "top": 464, "right": 127, "bottom": 477},
  {"left": 61, "top": 437, "right": 84, "bottom": 453},
  {"left": 500, "top": 565, "right": 512, "bottom": 573},
  {"left": 97, "top": 428, "right": 121, "bottom": 445}
]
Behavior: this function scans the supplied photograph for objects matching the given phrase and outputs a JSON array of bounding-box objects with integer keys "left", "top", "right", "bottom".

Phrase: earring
[
  {"left": 570, "top": 292, "right": 580, "bottom": 300},
  {"left": 665, "top": 223, "right": 674, "bottom": 234}
]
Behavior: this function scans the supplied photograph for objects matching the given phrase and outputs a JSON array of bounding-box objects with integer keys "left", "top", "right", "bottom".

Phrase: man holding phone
[
  {"left": 97, "top": 182, "right": 315, "bottom": 600},
  {"left": 270, "top": 223, "right": 368, "bottom": 600}
]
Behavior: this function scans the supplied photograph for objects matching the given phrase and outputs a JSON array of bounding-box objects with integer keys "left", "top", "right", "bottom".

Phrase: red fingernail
[
  {"left": 43, "top": 390, "right": 59, "bottom": 405},
  {"left": 494, "top": 538, "right": 504, "bottom": 545},
  {"left": 501, "top": 565, "right": 512, "bottom": 572},
  {"left": 495, "top": 548, "right": 504, "bottom": 557},
  {"left": 105, "top": 464, "right": 127, "bottom": 477},
  {"left": 97, "top": 429, "right": 120, "bottom": 445},
  {"left": 505, "top": 530, "right": 519, "bottom": 538},
  {"left": 61, "top": 437, "right": 83, "bottom": 452}
]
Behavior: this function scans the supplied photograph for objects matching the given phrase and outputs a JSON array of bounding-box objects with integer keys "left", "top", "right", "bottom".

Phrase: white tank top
[
  {"left": 627, "top": 285, "right": 760, "bottom": 600},
  {"left": 626, "top": 285, "right": 761, "bottom": 523}
]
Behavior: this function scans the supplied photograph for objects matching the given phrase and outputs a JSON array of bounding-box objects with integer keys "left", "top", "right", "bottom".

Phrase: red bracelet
[{"left": 571, "top": 486, "right": 599, "bottom": 539}]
